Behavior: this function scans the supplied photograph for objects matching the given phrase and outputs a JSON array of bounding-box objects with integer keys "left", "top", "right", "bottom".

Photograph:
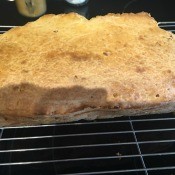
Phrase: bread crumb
[{"left": 116, "top": 152, "right": 122, "bottom": 160}]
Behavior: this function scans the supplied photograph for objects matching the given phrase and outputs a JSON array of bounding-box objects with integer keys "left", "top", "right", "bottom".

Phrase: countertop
[{"left": 0, "top": 0, "right": 174, "bottom": 26}]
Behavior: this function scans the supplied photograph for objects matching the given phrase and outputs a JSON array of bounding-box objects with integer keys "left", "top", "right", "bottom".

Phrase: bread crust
[{"left": 0, "top": 12, "right": 175, "bottom": 126}]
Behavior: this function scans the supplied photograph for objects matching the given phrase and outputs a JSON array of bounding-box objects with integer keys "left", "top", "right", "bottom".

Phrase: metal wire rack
[{"left": 0, "top": 23, "right": 175, "bottom": 175}]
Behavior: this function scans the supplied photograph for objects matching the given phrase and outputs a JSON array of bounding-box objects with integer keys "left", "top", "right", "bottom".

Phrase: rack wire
[{"left": 0, "top": 23, "right": 175, "bottom": 175}]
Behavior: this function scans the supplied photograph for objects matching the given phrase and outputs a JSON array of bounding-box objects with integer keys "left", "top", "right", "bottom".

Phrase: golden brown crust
[{"left": 0, "top": 12, "right": 175, "bottom": 126}]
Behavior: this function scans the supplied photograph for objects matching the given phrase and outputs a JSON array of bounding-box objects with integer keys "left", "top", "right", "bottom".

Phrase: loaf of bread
[{"left": 0, "top": 12, "right": 175, "bottom": 126}]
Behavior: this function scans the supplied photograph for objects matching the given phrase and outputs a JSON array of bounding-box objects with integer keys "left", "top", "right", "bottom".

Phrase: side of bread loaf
[{"left": 0, "top": 12, "right": 175, "bottom": 126}]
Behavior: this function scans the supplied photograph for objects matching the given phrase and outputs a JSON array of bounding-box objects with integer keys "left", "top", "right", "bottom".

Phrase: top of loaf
[{"left": 0, "top": 12, "right": 175, "bottom": 117}]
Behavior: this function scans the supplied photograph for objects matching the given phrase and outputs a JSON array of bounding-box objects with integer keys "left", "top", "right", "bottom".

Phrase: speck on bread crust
[{"left": 0, "top": 12, "right": 175, "bottom": 126}]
